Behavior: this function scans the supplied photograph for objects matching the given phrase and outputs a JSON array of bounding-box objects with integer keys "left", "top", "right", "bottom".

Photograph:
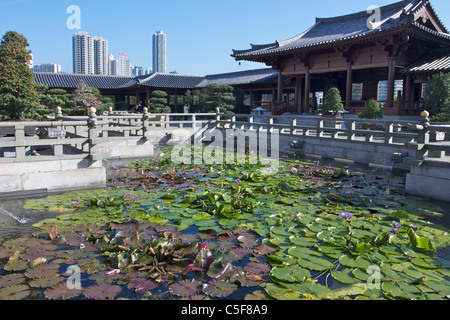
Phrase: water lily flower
[
  {"left": 392, "top": 221, "right": 402, "bottom": 228},
  {"left": 131, "top": 197, "right": 138, "bottom": 202},
  {"left": 125, "top": 193, "right": 131, "bottom": 198},
  {"left": 168, "top": 180, "right": 175, "bottom": 185},
  {"left": 341, "top": 212, "right": 352, "bottom": 220},
  {"left": 235, "top": 179, "right": 242, "bottom": 184},
  {"left": 411, "top": 225, "right": 419, "bottom": 231},
  {"left": 72, "top": 201, "right": 80, "bottom": 206},
  {"left": 390, "top": 228, "right": 398, "bottom": 233},
  {"left": 182, "top": 160, "right": 187, "bottom": 164},
  {"left": 345, "top": 190, "right": 355, "bottom": 195},
  {"left": 158, "top": 158, "right": 164, "bottom": 162},
  {"left": 105, "top": 269, "right": 120, "bottom": 276}
]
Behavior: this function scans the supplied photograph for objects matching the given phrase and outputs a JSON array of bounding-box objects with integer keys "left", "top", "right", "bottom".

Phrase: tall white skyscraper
[
  {"left": 94, "top": 36, "right": 109, "bottom": 75},
  {"left": 118, "top": 52, "right": 132, "bottom": 76},
  {"left": 153, "top": 30, "right": 167, "bottom": 73},
  {"left": 72, "top": 32, "right": 108, "bottom": 75},
  {"left": 72, "top": 31, "right": 94, "bottom": 74}
]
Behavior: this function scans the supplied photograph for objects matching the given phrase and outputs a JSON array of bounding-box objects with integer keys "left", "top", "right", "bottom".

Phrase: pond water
[{"left": 1, "top": 150, "right": 449, "bottom": 300}]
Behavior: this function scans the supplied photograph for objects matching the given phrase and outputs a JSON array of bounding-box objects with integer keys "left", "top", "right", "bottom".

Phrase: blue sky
[{"left": 1, "top": 0, "right": 449, "bottom": 75}]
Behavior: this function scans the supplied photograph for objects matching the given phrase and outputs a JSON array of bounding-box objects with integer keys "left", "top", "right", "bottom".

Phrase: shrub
[
  {"left": 320, "top": 88, "right": 344, "bottom": 115},
  {"left": 358, "top": 99, "right": 384, "bottom": 119},
  {"left": 423, "top": 72, "right": 450, "bottom": 116}
]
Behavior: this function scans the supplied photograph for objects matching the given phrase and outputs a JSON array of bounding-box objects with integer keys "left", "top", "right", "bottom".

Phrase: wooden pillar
[
  {"left": 277, "top": 71, "right": 283, "bottom": 103},
  {"left": 294, "top": 76, "right": 303, "bottom": 114},
  {"left": 304, "top": 67, "right": 310, "bottom": 112},
  {"left": 404, "top": 74, "right": 412, "bottom": 110},
  {"left": 387, "top": 57, "right": 396, "bottom": 108},
  {"left": 346, "top": 62, "right": 353, "bottom": 108}
]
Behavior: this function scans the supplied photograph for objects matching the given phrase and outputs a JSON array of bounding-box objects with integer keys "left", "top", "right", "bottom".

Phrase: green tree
[
  {"left": 320, "top": 87, "right": 344, "bottom": 116},
  {"left": 0, "top": 31, "right": 40, "bottom": 120},
  {"left": 423, "top": 72, "right": 450, "bottom": 116},
  {"left": 149, "top": 90, "right": 170, "bottom": 113},
  {"left": 358, "top": 99, "right": 384, "bottom": 119}
]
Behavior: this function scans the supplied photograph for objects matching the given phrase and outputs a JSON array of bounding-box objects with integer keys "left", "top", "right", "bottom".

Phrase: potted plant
[
  {"left": 358, "top": 99, "right": 384, "bottom": 130},
  {"left": 320, "top": 87, "right": 345, "bottom": 118}
]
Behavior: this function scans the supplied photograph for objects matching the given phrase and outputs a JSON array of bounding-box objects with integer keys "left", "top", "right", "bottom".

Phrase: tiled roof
[
  {"left": 232, "top": 0, "right": 450, "bottom": 60},
  {"left": 401, "top": 49, "right": 450, "bottom": 73},
  {"left": 33, "top": 72, "right": 134, "bottom": 89},
  {"left": 34, "top": 69, "right": 279, "bottom": 91},
  {"left": 197, "top": 68, "right": 278, "bottom": 87},
  {"left": 140, "top": 73, "right": 205, "bottom": 89}
]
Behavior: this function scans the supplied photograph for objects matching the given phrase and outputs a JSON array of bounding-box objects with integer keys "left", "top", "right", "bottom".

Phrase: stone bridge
[{"left": 0, "top": 109, "right": 449, "bottom": 201}]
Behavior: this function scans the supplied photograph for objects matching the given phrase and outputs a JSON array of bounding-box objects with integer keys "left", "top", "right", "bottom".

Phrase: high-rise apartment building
[
  {"left": 108, "top": 53, "right": 118, "bottom": 76},
  {"left": 72, "top": 32, "right": 108, "bottom": 75},
  {"left": 72, "top": 31, "right": 94, "bottom": 74},
  {"left": 118, "top": 52, "right": 132, "bottom": 76},
  {"left": 32, "top": 63, "right": 62, "bottom": 73},
  {"left": 153, "top": 30, "right": 167, "bottom": 73},
  {"left": 94, "top": 36, "right": 109, "bottom": 75}
]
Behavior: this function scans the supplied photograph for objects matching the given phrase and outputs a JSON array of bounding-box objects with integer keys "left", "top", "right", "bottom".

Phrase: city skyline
[{"left": 1, "top": 0, "right": 450, "bottom": 75}]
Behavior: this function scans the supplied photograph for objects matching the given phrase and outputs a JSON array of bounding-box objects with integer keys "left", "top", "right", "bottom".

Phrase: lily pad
[
  {"left": 270, "top": 265, "right": 311, "bottom": 283},
  {"left": 202, "top": 280, "right": 238, "bottom": 298},
  {"left": 84, "top": 283, "right": 122, "bottom": 300},
  {"left": 44, "top": 283, "right": 82, "bottom": 300},
  {"left": 0, "top": 274, "right": 26, "bottom": 288},
  {"left": 169, "top": 279, "right": 203, "bottom": 297},
  {"left": 0, "top": 285, "right": 31, "bottom": 300}
]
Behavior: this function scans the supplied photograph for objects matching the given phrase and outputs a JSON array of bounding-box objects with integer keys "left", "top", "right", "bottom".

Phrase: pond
[{"left": 0, "top": 147, "right": 449, "bottom": 300}]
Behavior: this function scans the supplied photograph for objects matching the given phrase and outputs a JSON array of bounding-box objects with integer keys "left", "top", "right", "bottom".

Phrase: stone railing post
[
  {"left": 215, "top": 108, "right": 221, "bottom": 128},
  {"left": 87, "top": 107, "right": 100, "bottom": 162},
  {"left": 142, "top": 107, "right": 149, "bottom": 139},
  {"left": 56, "top": 106, "right": 63, "bottom": 120},
  {"left": 416, "top": 110, "right": 431, "bottom": 160}
]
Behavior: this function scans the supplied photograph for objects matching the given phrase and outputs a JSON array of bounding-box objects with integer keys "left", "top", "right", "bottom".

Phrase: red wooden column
[
  {"left": 387, "top": 57, "right": 396, "bottom": 108},
  {"left": 304, "top": 67, "right": 310, "bottom": 112},
  {"left": 294, "top": 75, "right": 303, "bottom": 114},
  {"left": 345, "top": 62, "right": 353, "bottom": 108},
  {"left": 277, "top": 71, "right": 283, "bottom": 104}
]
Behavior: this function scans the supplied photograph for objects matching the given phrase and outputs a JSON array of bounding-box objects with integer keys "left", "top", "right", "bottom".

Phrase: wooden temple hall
[{"left": 232, "top": 0, "right": 450, "bottom": 116}]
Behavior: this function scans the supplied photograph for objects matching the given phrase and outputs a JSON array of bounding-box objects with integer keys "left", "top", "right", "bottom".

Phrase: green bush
[
  {"left": 358, "top": 99, "right": 384, "bottom": 119},
  {"left": 320, "top": 87, "right": 344, "bottom": 115},
  {"left": 431, "top": 112, "right": 450, "bottom": 123},
  {"left": 423, "top": 72, "right": 450, "bottom": 116}
]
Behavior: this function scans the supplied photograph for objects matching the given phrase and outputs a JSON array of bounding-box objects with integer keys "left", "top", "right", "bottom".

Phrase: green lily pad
[
  {"left": 297, "top": 254, "right": 334, "bottom": 272},
  {"left": 270, "top": 265, "right": 311, "bottom": 283}
]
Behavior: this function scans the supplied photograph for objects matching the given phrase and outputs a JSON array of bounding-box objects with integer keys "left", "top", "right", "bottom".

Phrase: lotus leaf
[
  {"left": 44, "top": 283, "right": 82, "bottom": 300},
  {"left": 29, "top": 275, "right": 64, "bottom": 288},
  {"left": 202, "top": 280, "right": 238, "bottom": 298},
  {"left": 338, "top": 254, "right": 371, "bottom": 269},
  {"left": 84, "top": 283, "right": 122, "bottom": 300},
  {"left": 270, "top": 265, "right": 311, "bottom": 283},
  {"left": 169, "top": 279, "right": 203, "bottom": 297},
  {"left": 297, "top": 255, "right": 334, "bottom": 272},
  {"left": 0, "top": 274, "right": 26, "bottom": 287},
  {"left": 0, "top": 285, "right": 31, "bottom": 300}
]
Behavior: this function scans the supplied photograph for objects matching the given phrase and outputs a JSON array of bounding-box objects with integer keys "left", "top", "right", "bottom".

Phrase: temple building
[{"left": 232, "top": 0, "right": 450, "bottom": 116}]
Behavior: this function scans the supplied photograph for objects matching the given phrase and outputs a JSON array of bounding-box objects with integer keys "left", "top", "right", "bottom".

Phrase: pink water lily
[
  {"left": 72, "top": 201, "right": 80, "bottom": 206},
  {"left": 105, "top": 269, "right": 120, "bottom": 276}
]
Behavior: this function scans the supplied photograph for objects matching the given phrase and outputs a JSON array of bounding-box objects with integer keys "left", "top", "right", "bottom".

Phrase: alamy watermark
[
  {"left": 66, "top": 5, "right": 81, "bottom": 30},
  {"left": 367, "top": 5, "right": 382, "bottom": 30}
]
